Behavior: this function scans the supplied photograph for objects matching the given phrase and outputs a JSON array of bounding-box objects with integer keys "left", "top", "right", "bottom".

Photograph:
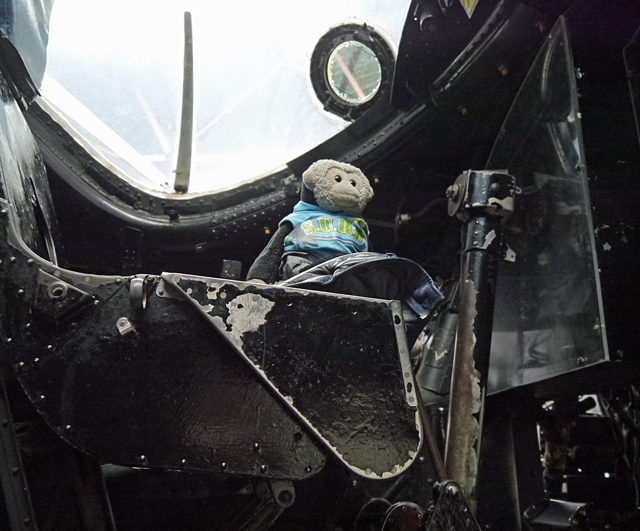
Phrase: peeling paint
[
  {"left": 226, "top": 294, "right": 274, "bottom": 346},
  {"left": 435, "top": 349, "right": 448, "bottom": 361},
  {"left": 480, "top": 230, "right": 497, "bottom": 249},
  {"left": 169, "top": 275, "right": 422, "bottom": 479},
  {"left": 487, "top": 196, "right": 514, "bottom": 212}
]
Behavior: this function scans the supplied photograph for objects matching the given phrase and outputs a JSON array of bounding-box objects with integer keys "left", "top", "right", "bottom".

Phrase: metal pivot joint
[{"left": 444, "top": 170, "right": 516, "bottom": 506}]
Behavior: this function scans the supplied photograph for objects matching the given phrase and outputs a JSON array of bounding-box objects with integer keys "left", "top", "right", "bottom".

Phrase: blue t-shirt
[{"left": 280, "top": 202, "right": 369, "bottom": 260}]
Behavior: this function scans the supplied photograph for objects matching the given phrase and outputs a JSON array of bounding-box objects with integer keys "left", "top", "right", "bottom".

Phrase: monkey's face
[
  {"left": 326, "top": 168, "right": 369, "bottom": 212},
  {"left": 303, "top": 162, "right": 374, "bottom": 215}
]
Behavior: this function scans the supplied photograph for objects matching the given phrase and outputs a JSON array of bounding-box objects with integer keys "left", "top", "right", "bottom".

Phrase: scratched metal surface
[{"left": 166, "top": 275, "right": 422, "bottom": 478}]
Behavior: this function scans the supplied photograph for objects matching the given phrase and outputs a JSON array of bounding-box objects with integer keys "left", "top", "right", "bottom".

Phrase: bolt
[
  {"left": 278, "top": 490, "right": 293, "bottom": 505},
  {"left": 446, "top": 184, "right": 460, "bottom": 201}
]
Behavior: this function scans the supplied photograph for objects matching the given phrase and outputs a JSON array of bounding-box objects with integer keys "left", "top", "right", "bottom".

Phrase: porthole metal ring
[{"left": 310, "top": 23, "right": 395, "bottom": 121}]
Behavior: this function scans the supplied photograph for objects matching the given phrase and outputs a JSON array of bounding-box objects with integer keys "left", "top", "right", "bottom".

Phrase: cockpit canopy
[{"left": 42, "top": 0, "right": 407, "bottom": 194}]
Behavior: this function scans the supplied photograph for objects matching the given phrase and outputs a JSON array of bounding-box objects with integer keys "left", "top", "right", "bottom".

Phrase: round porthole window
[
  {"left": 311, "top": 24, "right": 395, "bottom": 121},
  {"left": 327, "top": 41, "right": 382, "bottom": 105}
]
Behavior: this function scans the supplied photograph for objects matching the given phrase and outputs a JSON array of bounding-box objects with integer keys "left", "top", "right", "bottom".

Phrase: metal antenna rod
[{"left": 174, "top": 11, "right": 194, "bottom": 193}]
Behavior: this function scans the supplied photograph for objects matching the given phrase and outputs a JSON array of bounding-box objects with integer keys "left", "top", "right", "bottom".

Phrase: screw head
[{"left": 446, "top": 184, "right": 460, "bottom": 200}]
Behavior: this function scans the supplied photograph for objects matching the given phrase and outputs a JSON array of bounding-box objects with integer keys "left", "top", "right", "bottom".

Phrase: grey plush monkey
[{"left": 246, "top": 160, "right": 374, "bottom": 283}]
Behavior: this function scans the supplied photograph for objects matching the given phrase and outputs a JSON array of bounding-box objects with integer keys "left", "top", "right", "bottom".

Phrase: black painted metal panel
[
  {"left": 0, "top": 199, "right": 326, "bottom": 479},
  {"left": 163, "top": 274, "right": 422, "bottom": 478}
]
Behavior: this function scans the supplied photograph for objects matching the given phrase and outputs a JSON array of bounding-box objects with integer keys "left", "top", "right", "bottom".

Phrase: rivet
[
  {"left": 17, "top": 289, "right": 24, "bottom": 295},
  {"left": 39, "top": 395, "right": 45, "bottom": 401},
  {"left": 25, "top": 323, "right": 31, "bottom": 328},
  {"left": 26, "top": 259, "right": 34, "bottom": 265},
  {"left": 2, "top": 419, "right": 8, "bottom": 427},
  {"left": 305, "top": 466, "right": 312, "bottom": 474},
  {"left": 158, "top": 290, "right": 165, "bottom": 296},
  {"left": 6, "top": 338, "right": 12, "bottom": 343},
  {"left": 47, "top": 345, "right": 53, "bottom": 350},
  {"left": 115, "top": 278, "right": 122, "bottom": 284},
  {"left": 12, "top": 467, "right": 19, "bottom": 475},
  {"left": 138, "top": 455, "right": 147, "bottom": 464},
  {"left": 9, "top": 256, "right": 16, "bottom": 262},
  {"left": 33, "top": 358, "right": 39, "bottom": 364},
  {"left": 64, "top": 424, "right": 72, "bottom": 432},
  {"left": 180, "top": 459, "right": 187, "bottom": 467},
  {"left": 221, "top": 462, "right": 228, "bottom": 471},
  {"left": 260, "top": 464, "right": 267, "bottom": 473},
  {"left": 253, "top": 442, "right": 260, "bottom": 451},
  {"left": 94, "top": 300, "right": 100, "bottom": 305}
]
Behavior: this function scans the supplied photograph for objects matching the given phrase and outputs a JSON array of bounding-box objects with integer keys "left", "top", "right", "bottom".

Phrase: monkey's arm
[{"left": 246, "top": 221, "right": 293, "bottom": 284}]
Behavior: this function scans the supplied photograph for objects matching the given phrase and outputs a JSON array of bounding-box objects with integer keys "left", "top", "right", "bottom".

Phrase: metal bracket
[
  {"left": 424, "top": 481, "right": 481, "bottom": 531},
  {"left": 243, "top": 480, "right": 295, "bottom": 530},
  {"left": 128, "top": 275, "right": 158, "bottom": 310},
  {"left": 381, "top": 501, "right": 424, "bottom": 530},
  {"left": 116, "top": 317, "right": 139, "bottom": 345},
  {"left": 34, "top": 269, "right": 94, "bottom": 320}
]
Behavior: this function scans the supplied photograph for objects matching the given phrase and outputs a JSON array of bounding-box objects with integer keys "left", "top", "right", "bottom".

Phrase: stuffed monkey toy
[{"left": 246, "top": 160, "right": 374, "bottom": 283}]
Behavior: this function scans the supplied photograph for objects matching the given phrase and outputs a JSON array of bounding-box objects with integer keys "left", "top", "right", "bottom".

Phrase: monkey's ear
[
  {"left": 302, "top": 166, "right": 320, "bottom": 191},
  {"left": 302, "top": 159, "right": 337, "bottom": 191}
]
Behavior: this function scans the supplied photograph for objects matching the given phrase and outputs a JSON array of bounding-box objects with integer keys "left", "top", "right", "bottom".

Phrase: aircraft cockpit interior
[{"left": 0, "top": 0, "right": 639, "bottom": 529}]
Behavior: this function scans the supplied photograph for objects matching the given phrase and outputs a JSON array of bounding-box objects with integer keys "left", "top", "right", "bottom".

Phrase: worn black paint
[{"left": 173, "top": 277, "right": 421, "bottom": 477}]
